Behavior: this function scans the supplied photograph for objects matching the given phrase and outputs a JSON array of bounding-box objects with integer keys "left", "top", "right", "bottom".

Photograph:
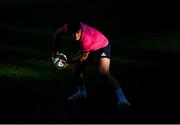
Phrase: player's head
[
  {"left": 67, "top": 20, "right": 81, "bottom": 34},
  {"left": 67, "top": 20, "right": 81, "bottom": 41}
]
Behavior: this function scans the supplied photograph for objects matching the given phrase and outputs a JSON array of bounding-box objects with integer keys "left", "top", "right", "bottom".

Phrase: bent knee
[
  {"left": 99, "top": 67, "right": 110, "bottom": 75},
  {"left": 99, "top": 71, "right": 110, "bottom": 78}
]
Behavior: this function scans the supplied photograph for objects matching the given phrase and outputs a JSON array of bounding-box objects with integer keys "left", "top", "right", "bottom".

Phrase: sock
[
  {"left": 115, "top": 88, "right": 128, "bottom": 103},
  {"left": 77, "top": 84, "right": 87, "bottom": 96}
]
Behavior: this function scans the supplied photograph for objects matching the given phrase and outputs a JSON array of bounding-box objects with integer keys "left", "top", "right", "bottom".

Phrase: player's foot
[
  {"left": 117, "top": 101, "right": 131, "bottom": 108},
  {"left": 67, "top": 91, "right": 87, "bottom": 100}
]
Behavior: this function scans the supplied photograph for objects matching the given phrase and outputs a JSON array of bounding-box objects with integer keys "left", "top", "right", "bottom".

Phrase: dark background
[
  {"left": 0, "top": 0, "right": 180, "bottom": 123},
  {"left": 0, "top": 0, "right": 136, "bottom": 37}
]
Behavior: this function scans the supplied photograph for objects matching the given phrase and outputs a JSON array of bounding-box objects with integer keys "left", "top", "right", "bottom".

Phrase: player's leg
[
  {"left": 72, "top": 62, "right": 87, "bottom": 96},
  {"left": 68, "top": 62, "right": 87, "bottom": 100},
  {"left": 98, "top": 57, "right": 130, "bottom": 106},
  {"left": 97, "top": 43, "right": 130, "bottom": 106}
]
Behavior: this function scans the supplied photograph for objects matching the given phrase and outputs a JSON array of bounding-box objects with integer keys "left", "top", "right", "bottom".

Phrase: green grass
[
  {"left": 0, "top": 42, "right": 72, "bottom": 81},
  {"left": 136, "top": 30, "right": 180, "bottom": 53},
  {"left": 1, "top": 24, "right": 180, "bottom": 81},
  {"left": 0, "top": 43, "right": 159, "bottom": 81},
  {"left": 114, "top": 36, "right": 180, "bottom": 53},
  {"left": 0, "top": 58, "right": 73, "bottom": 82}
]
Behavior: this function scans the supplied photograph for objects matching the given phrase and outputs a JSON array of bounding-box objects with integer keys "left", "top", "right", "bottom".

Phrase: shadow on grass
[{"left": 0, "top": 39, "right": 180, "bottom": 123}]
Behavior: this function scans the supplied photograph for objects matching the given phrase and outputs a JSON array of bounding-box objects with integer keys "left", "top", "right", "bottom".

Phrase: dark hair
[{"left": 67, "top": 20, "right": 81, "bottom": 34}]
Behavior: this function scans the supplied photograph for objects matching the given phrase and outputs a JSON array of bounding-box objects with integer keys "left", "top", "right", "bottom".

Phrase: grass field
[
  {"left": 0, "top": 0, "right": 180, "bottom": 123},
  {"left": 1, "top": 25, "right": 180, "bottom": 123}
]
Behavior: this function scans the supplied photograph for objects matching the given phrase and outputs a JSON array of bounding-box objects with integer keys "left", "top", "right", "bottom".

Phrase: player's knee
[
  {"left": 99, "top": 68, "right": 109, "bottom": 75},
  {"left": 72, "top": 70, "right": 83, "bottom": 79},
  {"left": 99, "top": 71, "right": 110, "bottom": 79}
]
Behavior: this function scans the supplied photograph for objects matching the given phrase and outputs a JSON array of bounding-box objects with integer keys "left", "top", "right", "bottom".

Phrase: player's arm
[
  {"left": 67, "top": 52, "right": 90, "bottom": 64},
  {"left": 52, "top": 27, "right": 65, "bottom": 57},
  {"left": 61, "top": 52, "right": 89, "bottom": 69},
  {"left": 75, "top": 52, "right": 90, "bottom": 62},
  {"left": 79, "top": 52, "right": 90, "bottom": 62}
]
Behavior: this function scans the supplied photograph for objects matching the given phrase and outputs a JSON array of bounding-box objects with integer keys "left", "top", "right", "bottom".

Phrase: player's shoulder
[{"left": 80, "top": 22, "right": 92, "bottom": 27}]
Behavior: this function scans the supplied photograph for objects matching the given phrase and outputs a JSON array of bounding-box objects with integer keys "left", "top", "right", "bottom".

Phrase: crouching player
[{"left": 52, "top": 20, "right": 130, "bottom": 107}]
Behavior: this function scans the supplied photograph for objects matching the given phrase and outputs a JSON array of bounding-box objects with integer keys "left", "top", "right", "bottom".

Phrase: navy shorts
[
  {"left": 95, "top": 43, "right": 111, "bottom": 59},
  {"left": 86, "top": 43, "right": 111, "bottom": 63},
  {"left": 76, "top": 43, "right": 111, "bottom": 69}
]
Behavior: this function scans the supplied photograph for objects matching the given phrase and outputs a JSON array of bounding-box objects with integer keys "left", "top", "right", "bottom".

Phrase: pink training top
[{"left": 62, "top": 22, "right": 109, "bottom": 52}]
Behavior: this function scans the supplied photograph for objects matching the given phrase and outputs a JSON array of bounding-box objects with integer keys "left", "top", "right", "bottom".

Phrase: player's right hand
[{"left": 61, "top": 60, "right": 69, "bottom": 69}]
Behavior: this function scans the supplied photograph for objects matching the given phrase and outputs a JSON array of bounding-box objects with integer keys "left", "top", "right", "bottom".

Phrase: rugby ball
[{"left": 52, "top": 52, "right": 67, "bottom": 70}]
